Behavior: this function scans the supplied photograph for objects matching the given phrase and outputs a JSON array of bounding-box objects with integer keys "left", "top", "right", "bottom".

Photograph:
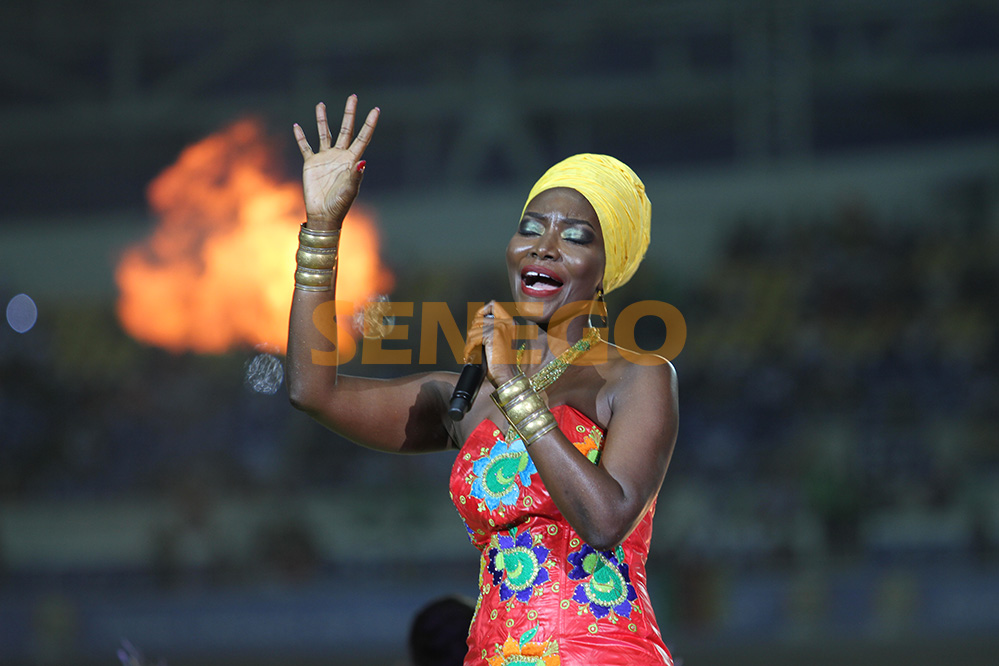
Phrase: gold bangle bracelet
[
  {"left": 299, "top": 224, "right": 341, "bottom": 249},
  {"left": 295, "top": 282, "right": 331, "bottom": 292},
  {"left": 513, "top": 409, "right": 558, "bottom": 446},
  {"left": 491, "top": 373, "right": 557, "bottom": 447},
  {"left": 491, "top": 373, "right": 531, "bottom": 408},
  {"left": 295, "top": 266, "right": 334, "bottom": 290},
  {"left": 296, "top": 245, "right": 338, "bottom": 270},
  {"left": 503, "top": 391, "right": 547, "bottom": 425}
]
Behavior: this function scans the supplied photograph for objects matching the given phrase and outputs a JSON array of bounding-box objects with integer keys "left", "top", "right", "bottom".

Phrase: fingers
[
  {"left": 470, "top": 302, "right": 520, "bottom": 369},
  {"left": 485, "top": 301, "right": 513, "bottom": 321},
  {"left": 297, "top": 96, "right": 379, "bottom": 166},
  {"left": 462, "top": 326, "right": 483, "bottom": 364},
  {"left": 292, "top": 123, "right": 313, "bottom": 159},
  {"left": 317, "top": 102, "right": 334, "bottom": 151},
  {"left": 349, "top": 106, "right": 380, "bottom": 160},
  {"left": 463, "top": 308, "right": 491, "bottom": 364},
  {"left": 334, "top": 95, "right": 357, "bottom": 150}
]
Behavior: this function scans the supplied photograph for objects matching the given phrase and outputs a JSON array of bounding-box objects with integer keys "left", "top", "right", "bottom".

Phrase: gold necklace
[{"left": 505, "top": 327, "right": 600, "bottom": 443}]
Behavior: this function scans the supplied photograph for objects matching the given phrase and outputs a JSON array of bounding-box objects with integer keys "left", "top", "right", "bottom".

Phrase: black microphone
[
  {"left": 449, "top": 312, "right": 492, "bottom": 421},
  {"left": 448, "top": 362, "right": 485, "bottom": 421}
]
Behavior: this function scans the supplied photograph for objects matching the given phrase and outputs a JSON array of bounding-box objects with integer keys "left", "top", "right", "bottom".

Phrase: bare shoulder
[
  {"left": 600, "top": 342, "right": 677, "bottom": 406},
  {"left": 588, "top": 342, "right": 678, "bottom": 478}
]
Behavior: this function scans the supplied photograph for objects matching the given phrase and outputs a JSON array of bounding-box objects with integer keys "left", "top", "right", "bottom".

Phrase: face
[{"left": 506, "top": 187, "right": 605, "bottom": 325}]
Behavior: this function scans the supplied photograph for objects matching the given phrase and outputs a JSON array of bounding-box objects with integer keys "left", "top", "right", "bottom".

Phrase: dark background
[{"left": 1, "top": 1, "right": 998, "bottom": 664}]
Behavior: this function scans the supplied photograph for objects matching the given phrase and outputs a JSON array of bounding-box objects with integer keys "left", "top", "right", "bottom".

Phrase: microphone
[
  {"left": 448, "top": 362, "right": 485, "bottom": 421},
  {"left": 449, "top": 310, "right": 496, "bottom": 421},
  {"left": 450, "top": 311, "right": 494, "bottom": 421}
]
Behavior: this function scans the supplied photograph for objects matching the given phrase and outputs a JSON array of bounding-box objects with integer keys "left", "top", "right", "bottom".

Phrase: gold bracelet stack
[
  {"left": 295, "top": 224, "right": 340, "bottom": 291},
  {"left": 491, "top": 372, "right": 558, "bottom": 446}
]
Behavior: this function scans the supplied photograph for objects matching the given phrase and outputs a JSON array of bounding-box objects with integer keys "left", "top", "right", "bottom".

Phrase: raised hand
[{"left": 293, "top": 95, "right": 379, "bottom": 227}]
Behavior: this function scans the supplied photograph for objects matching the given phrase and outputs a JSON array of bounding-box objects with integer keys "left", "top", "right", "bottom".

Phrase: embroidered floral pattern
[
  {"left": 487, "top": 528, "right": 550, "bottom": 602},
  {"left": 572, "top": 426, "right": 603, "bottom": 463},
  {"left": 451, "top": 408, "right": 672, "bottom": 663},
  {"left": 486, "top": 625, "right": 560, "bottom": 666},
  {"left": 567, "top": 544, "right": 637, "bottom": 619},
  {"left": 469, "top": 437, "right": 536, "bottom": 511}
]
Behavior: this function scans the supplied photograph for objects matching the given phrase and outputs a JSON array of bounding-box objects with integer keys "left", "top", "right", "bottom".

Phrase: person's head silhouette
[{"left": 409, "top": 595, "right": 475, "bottom": 666}]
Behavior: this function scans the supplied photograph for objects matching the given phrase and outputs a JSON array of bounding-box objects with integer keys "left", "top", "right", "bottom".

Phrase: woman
[{"left": 288, "top": 96, "right": 678, "bottom": 666}]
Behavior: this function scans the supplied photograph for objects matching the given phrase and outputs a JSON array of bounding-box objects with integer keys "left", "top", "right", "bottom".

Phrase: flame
[{"left": 115, "top": 118, "right": 393, "bottom": 354}]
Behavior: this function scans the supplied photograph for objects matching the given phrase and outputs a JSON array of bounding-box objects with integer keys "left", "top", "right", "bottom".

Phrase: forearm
[
  {"left": 285, "top": 221, "right": 456, "bottom": 453},
  {"left": 286, "top": 223, "right": 342, "bottom": 413},
  {"left": 490, "top": 375, "right": 643, "bottom": 550},
  {"left": 527, "top": 432, "right": 640, "bottom": 551}
]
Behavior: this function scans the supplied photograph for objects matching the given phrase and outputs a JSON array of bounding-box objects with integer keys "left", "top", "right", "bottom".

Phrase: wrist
[
  {"left": 488, "top": 367, "right": 520, "bottom": 389},
  {"left": 490, "top": 374, "right": 557, "bottom": 447},
  {"left": 294, "top": 224, "right": 340, "bottom": 292},
  {"left": 304, "top": 217, "right": 343, "bottom": 231}
]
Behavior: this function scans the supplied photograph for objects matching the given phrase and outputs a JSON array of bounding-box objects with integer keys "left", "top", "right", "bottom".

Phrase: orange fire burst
[{"left": 115, "top": 118, "right": 393, "bottom": 354}]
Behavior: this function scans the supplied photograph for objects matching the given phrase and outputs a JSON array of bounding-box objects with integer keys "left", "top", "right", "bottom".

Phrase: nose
[{"left": 529, "top": 229, "right": 560, "bottom": 260}]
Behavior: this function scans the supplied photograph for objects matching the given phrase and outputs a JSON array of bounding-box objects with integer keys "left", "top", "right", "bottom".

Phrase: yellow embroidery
[{"left": 487, "top": 626, "right": 560, "bottom": 666}]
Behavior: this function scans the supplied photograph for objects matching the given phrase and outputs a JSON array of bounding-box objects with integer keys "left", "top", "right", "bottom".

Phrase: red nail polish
[{"left": 356, "top": 160, "right": 367, "bottom": 173}]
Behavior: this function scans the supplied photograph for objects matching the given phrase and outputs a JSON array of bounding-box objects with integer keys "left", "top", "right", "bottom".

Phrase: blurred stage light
[
  {"left": 6, "top": 293, "right": 38, "bottom": 333},
  {"left": 244, "top": 352, "right": 284, "bottom": 395}
]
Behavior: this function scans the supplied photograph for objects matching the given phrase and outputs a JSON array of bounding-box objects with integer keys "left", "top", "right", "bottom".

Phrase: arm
[
  {"left": 286, "top": 97, "right": 455, "bottom": 454},
  {"left": 467, "top": 302, "right": 678, "bottom": 550},
  {"left": 529, "top": 360, "right": 677, "bottom": 550}
]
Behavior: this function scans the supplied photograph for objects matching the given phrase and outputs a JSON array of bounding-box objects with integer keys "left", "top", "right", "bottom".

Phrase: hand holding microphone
[{"left": 449, "top": 303, "right": 521, "bottom": 421}]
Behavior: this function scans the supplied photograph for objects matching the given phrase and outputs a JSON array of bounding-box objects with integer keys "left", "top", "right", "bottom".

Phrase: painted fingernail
[{"left": 356, "top": 160, "right": 367, "bottom": 173}]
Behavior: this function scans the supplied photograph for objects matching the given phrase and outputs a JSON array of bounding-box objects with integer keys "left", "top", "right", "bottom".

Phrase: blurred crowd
[{"left": 664, "top": 186, "right": 998, "bottom": 567}]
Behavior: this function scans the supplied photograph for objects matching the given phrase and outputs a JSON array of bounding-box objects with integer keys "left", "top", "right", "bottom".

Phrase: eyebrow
[{"left": 523, "top": 211, "right": 595, "bottom": 230}]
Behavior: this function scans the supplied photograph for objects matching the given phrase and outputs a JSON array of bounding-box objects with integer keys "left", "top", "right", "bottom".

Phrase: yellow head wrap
[{"left": 521, "top": 153, "right": 651, "bottom": 294}]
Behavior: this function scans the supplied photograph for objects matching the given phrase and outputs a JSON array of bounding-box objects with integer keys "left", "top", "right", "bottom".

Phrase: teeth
[
  {"left": 522, "top": 269, "right": 562, "bottom": 292},
  {"left": 523, "top": 270, "right": 561, "bottom": 283}
]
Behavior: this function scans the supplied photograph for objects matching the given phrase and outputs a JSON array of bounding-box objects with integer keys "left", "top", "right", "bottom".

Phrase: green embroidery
[
  {"left": 496, "top": 548, "right": 540, "bottom": 591},
  {"left": 582, "top": 552, "right": 628, "bottom": 607},
  {"left": 482, "top": 451, "right": 530, "bottom": 498}
]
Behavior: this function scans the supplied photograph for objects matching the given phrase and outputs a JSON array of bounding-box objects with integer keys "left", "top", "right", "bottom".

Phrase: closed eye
[
  {"left": 518, "top": 218, "right": 545, "bottom": 236},
  {"left": 561, "top": 227, "right": 593, "bottom": 244}
]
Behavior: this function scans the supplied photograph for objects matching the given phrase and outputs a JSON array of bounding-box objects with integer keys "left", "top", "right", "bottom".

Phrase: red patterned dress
[{"left": 449, "top": 404, "right": 673, "bottom": 666}]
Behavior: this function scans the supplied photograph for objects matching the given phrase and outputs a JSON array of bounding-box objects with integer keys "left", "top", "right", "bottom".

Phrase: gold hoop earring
[{"left": 587, "top": 288, "right": 608, "bottom": 330}]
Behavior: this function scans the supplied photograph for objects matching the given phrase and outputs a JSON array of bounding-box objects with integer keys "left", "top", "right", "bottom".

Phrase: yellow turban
[{"left": 521, "top": 153, "right": 651, "bottom": 294}]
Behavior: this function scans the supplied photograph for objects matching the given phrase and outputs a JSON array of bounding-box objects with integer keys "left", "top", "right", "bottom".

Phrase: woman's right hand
[
  {"left": 463, "top": 302, "right": 522, "bottom": 388},
  {"left": 293, "top": 95, "right": 379, "bottom": 227}
]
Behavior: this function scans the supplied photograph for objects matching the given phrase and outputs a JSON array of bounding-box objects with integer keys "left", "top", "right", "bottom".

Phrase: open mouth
[{"left": 520, "top": 266, "right": 565, "bottom": 297}]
